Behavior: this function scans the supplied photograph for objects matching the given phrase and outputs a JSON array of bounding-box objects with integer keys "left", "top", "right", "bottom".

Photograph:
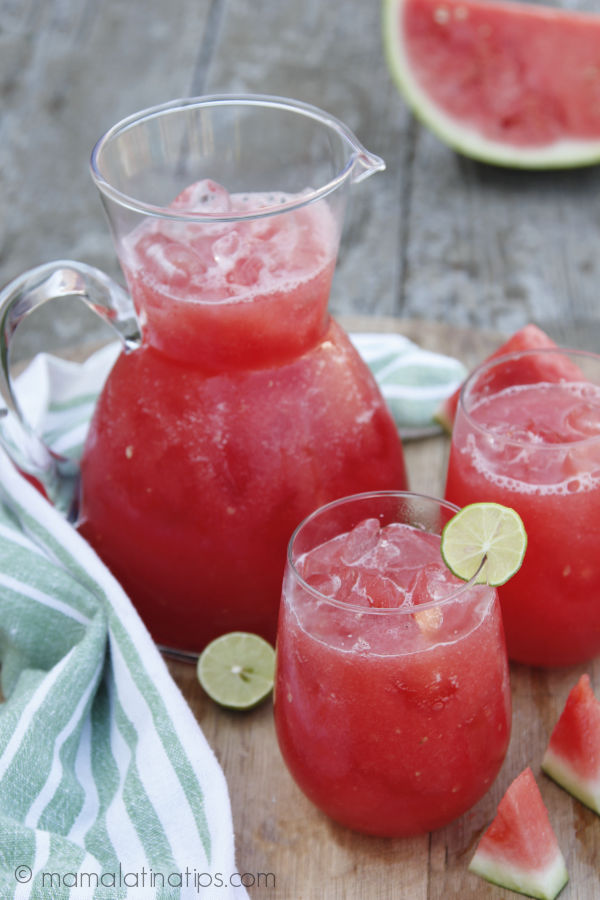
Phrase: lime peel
[
  {"left": 441, "top": 502, "right": 527, "bottom": 586},
  {"left": 197, "top": 631, "right": 276, "bottom": 710}
]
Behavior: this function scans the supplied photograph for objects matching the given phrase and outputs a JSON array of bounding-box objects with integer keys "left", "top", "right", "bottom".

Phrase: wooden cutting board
[{"left": 165, "top": 319, "right": 599, "bottom": 900}]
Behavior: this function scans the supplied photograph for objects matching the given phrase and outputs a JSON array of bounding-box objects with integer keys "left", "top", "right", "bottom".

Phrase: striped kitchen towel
[
  {"left": 350, "top": 332, "right": 466, "bottom": 434},
  {"left": 0, "top": 446, "right": 247, "bottom": 899},
  {"left": 0, "top": 330, "right": 465, "bottom": 898},
  {"left": 10, "top": 332, "right": 467, "bottom": 468}
]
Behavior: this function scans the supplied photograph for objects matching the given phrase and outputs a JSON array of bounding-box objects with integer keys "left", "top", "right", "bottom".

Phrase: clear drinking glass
[
  {"left": 445, "top": 346, "right": 600, "bottom": 667},
  {"left": 274, "top": 491, "right": 510, "bottom": 837}
]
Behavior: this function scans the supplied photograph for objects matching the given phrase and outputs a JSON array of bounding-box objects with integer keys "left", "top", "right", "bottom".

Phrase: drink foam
[
  {"left": 121, "top": 179, "right": 338, "bottom": 304},
  {"left": 464, "top": 380, "right": 600, "bottom": 494}
]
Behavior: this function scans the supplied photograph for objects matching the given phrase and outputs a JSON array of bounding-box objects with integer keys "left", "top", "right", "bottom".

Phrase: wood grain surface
[
  {"left": 4, "top": 0, "right": 600, "bottom": 360},
  {"left": 164, "top": 319, "right": 599, "bottom": 900},
  {"left": 3, "top": 1, "right": 600, "bottom": 895}
]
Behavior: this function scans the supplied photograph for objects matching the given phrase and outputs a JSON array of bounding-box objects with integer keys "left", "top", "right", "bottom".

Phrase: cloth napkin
[
  {"left": 9, "top": 333, "right": 466, "bottom": 461},
  {"left": 349, "top": 332, "right": 466, "bottom": 435},
  {"left": 0, "top": 347, "right": 247, "bottom": 898},
  {"left": 0, "top": 331, "right": 464, "bottom": 899}
]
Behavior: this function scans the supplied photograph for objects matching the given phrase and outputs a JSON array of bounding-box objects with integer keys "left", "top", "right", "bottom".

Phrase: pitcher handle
[{"left": 0, "top": 260, "right": 142, "bottom": 518}]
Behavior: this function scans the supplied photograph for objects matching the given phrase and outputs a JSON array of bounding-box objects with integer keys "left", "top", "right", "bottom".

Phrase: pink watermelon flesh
[
  {"left": 434, "top": 324, "right": 560, "bottom": 433},
  {"left": 403, "top": 0, "right": 600, "bottom": 148},
  {"left": 469, "top": 767, "right": 568, "bottom": 900},
  {"left": 542, "top": 674, "right": 600, "bottom": 815}
]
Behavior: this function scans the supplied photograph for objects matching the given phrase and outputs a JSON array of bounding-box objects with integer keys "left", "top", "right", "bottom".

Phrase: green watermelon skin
[
  {"left": 469, "top": 767, "right": 568, "bottom": 900},
  {"left": 542, "top": 674, "right": 600, "bottom": 815},
  {"left": 433, "top": 324, "right": 559, "bottom": 433},
  {"left": 384, "top": 0, "right": 600, "bottom": 168}
]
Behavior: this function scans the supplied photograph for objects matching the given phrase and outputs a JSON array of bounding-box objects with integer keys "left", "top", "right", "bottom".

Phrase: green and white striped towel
[
  {"left": 10, "top": 333, "right": 466, "bottom": 464},
  {"left": 349, "top": 333, "right": 466, "bottom": 434},
  {"left": 0, "top": 331, "right": 464, "bottom": 899},
  {"left": 0, "top": 405, "right": 247, "bottom": 897}
]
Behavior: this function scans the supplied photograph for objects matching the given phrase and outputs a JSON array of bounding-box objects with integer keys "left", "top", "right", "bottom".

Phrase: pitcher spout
[{"left": 351, "top": 147, "right": 386, "bottom": 184}]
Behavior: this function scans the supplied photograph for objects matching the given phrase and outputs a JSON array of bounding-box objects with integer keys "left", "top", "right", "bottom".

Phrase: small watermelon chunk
[
  {"left": 434, "top": 324, "right": 568, "bottom": 433},
  {"left": 469, "top": 767, "right": 568, "bottom": 900},
  {"left": 542, "top": 674, "right": 600, "bottom": 816}
]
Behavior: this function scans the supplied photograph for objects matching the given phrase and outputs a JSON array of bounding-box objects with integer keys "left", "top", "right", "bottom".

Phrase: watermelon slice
[
  {"left": 383, "top": 0, "right": 600, "bottom": 168},
  {"left": 542, "top": 674, "right": 600, "bottom": 816},
  {"left": 434, "top": 323, "right": 559, "bottom": 433},
  {"left": 469, "top": 767, "right": 568, "bottom": 900}
]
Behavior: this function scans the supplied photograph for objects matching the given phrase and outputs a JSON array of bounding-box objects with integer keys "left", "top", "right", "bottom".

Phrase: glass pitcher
[{"left": 0, "top": 95, "right": 407, "bottom": 656}]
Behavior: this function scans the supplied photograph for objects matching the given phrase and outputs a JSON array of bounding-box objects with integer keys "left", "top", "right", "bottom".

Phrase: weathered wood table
[
  {"left": 2, "top": 1, "right": 600, "bottom": 898},
  {"left": 164, "top": 318, "right": 599, "bottom": 900},
  {"left": 3, "top": 0, "right": 600, "bottom": 355}
]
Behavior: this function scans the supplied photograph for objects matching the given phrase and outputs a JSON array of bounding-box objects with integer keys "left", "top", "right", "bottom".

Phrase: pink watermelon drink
[
  {"left": 445, "top": 347, "right": 600, "bottom": 667},
  {"left": 79, "top": 180, "right": 407, "bottom": 652},
  {"left": 119, "top": 179, "right": 338, "bottom": 370},
  {"left": 274, "top": 492, "right": 511, "bottom": 837}
]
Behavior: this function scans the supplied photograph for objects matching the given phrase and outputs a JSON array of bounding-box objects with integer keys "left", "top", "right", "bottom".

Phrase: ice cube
[
  {"left": 351, "top": 570, "right": 406, "bottom": 609},
  {"left": 297, "top": 534, "right": 347, "bottom": 578},
  {"left": 380, "top": 523, "right": 440, "bottom": 562},
  {"left": 247, "top": 216, "right": 281, "bottom": 242},
  {"left": 144, "top": 238, "right": 207, "bottom": 287},
  {"left": 211, "top": 230, "right": 242, "bottom": 273},
  {"left": 367, "top": 523, "right": 441, "bottom": 588},
  {"left": 562, "top": 442, "right": 600, "bottom": 483},
  {"left": 226, "top": 255, "right": 263, "bottom": 287},
  {"left": 170, "top": 179, "right": 232, "bottom": 214},
  {"left": 564, "top": 401, "right": 600, "bottom": 439},
  {"left": 340, "top": 518, "right": 381, "bottom": 565},
  {"left": 408, "top": 564, "right": 458, "bottom": 605},
  {"left": 304, "top": 572, "right": 342, "bottom": 599}
]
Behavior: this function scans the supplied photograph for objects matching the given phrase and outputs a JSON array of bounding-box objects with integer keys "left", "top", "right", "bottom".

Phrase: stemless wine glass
[
  {"left": 445, "top": 346, "right": 600, "bottom": 667},
  {"left": 274, "top": 491, "right": 511, "bottom": 837}
]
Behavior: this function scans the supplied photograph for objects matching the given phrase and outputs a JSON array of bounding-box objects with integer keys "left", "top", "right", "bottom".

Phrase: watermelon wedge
[
  {"left": 434, "top": 324, "right": 559, "bottom": 433},
  {"left": 542, "top": 674, "right": 600, "bottom": 816},
  {"left": 383, "top": 0, "right": 600, "bottom": 168},
  {"left": 469, "top": 767, "right": 568, "bottom": 900}
]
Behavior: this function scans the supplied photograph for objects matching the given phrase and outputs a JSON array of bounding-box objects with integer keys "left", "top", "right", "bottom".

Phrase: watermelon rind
[
  {"left": 469, "top": 768, "right": 568, "bottom": 900},
  {"left": 432, "top": 395, "right": 454, "bottom": 435},
  {"left": 542, "top": 747, "right": 600, "bottom": 816},
  {"left": 432, "top": 323, "right": 559, "bottom": 433},
  {"left": 468, "top": 848, "right": 569, "bottom": 900},
  {"left": 541, "top": 674, "right": 600, "bottom": 815},
  {"left": 382, "top": 0, "right": 600, "bottom": 170}
]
